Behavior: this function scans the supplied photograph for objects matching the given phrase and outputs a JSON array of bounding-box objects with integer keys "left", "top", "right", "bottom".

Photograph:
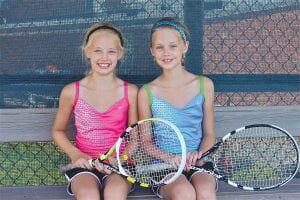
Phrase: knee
[
  {"left": 196, "top": 187, "right": 216, "bottom": 200},
  {"left": 103, "top": 177, "right": 131, "bottom": 200},
  {"left": 193, "top": 173, "right": 216, "bottom": 200},
  {"left": 167, "top": 185, "right": 196, "bottom": 200},
  {"left": 74, "top": 187, "right": 100, "bottom": 200},
  {"left": 178, "top": 190, "right": 196, "bottom": 200},
  {"left": 104, "top": 186, "right": 129, "bottom": 200}
]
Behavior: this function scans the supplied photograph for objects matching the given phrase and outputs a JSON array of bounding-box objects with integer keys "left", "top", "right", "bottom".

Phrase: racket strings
[
  {"left": 119, "top": 120, "right": 184, "bottom": 186},
  {"left": 214, "top": 126, "right": 299, "bottom": 188}
]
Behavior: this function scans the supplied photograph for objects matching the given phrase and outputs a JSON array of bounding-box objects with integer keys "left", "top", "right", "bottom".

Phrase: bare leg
[
  {"left": 103, "top": 173, "right": 132, "bottom": 200},
  {"left": 160, "top": 175, "right": 196, "bottom": 200},
  {"left": 191, "top": 173, "right": 216, "bottom": 200},
  {"left": 71, "top": 173, "right": 101, "bottom": 200}
]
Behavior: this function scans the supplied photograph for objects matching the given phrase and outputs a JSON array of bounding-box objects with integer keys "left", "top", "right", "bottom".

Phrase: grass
[
  {"left": 0, "top": 142, "right": 69, "bottom": 186},
  {"left": 1, "top": 136, "right": 299, "bottom": 187},
  {"left": 231, "top": 164, "right": 277, "bottom": 181}
]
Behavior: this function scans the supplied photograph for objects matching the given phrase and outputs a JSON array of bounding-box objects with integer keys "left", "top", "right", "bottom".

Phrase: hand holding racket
[
  {"left": 190, "top": 124, "right": 300, "bottom": 191},
  {"left": 61, "top": 118, "right": 187, "bottom": 187}
]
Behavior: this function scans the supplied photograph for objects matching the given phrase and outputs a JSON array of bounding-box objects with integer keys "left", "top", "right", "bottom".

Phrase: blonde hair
[{"left": 81, "top": 22, "right": 125, "bottom": 73}]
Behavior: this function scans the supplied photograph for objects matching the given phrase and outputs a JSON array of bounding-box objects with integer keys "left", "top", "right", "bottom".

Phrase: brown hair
[
  {"left": 150, "top": 17, "right": 190, "bottom": 65},
  {"left": 150, "top": 17, "right": 190, "bottom": 46}
]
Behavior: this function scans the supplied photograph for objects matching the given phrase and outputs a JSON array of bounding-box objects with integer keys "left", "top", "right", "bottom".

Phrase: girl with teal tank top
[
  {"left": 138, "top": 17, "right": 217, "bottom": 199},
  {"left": 143, "top": 76, "right": 205, "bottom": 153}
]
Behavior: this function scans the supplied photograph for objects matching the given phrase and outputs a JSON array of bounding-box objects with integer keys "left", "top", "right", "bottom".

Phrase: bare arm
[
  {"left": 186, "top": 77, "right": 216, "bottom": 167},
  {"left": 127, "top": 83, "right": 139, "bottom": 126},
  {"left": 138, "top": 86, "right": 151, "bottom": 120},
  {"left": 52, "top": 83, "right": 91, "bottom": 169},
  {"left": 200, "top": 76, "right": 216, "bottom": 153}
]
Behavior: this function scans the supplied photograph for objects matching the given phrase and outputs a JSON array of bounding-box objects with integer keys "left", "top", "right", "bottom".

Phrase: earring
[
  {"left": 181, "top": 54, "right": 186, "bottom": 65},
  {"left": 153, "top": 57, "right": 156, "bottom": 64}
]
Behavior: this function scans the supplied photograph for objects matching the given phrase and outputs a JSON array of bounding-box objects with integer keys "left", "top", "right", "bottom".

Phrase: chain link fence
[
  {"left": 0, "top": 0, "right": 299, "bottom": 186},
  {"left": 0, "top": 0, "right": 299, "bottom": 108},
  {"left": 0, "top": 142, "right": 69, "bottom": 186},
  {"left": 204, "top": 6, "right": 298, "bottom": 74}
]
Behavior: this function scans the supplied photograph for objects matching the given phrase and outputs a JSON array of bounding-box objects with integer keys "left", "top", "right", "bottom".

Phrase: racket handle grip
[
  {"left": 102, "top": 163, "right": 120, "bottom": 173},
  {"left": 60, "top": 163, "right": 73, "bottom": 172},
  {"left": 89, "top": 158, "right": 121, "bottom": 175},
  {"left": 60, "top": 159, "right": 95, "bottom": 172},
  {"left": 88, "top": 159, "right": 94, "bottom": 167},
  {"left": 197, "top": 141, "right": 221, "bottom": 160}
]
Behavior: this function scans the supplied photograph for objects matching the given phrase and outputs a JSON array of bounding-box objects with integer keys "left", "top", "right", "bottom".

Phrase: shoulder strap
[
  {"left": 73, "top": 81, "right": 80, "bottom": 107},
  {"left": 124, "top": 81, "right": 128, "bottom": 99},
  {"left": 199, "top": 75, "right": 205, "bottom": 97},
  {"left": 143, "top": 84, "right": 153, "bottom": 107}
]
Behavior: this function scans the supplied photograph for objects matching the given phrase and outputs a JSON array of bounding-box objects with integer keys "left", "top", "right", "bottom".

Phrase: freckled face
[
  {"left": 151, "top": 28, "right": 188, "bottom": 70},
  {"left": 86, "top": 31, "right": 123, "bottom": 75}
]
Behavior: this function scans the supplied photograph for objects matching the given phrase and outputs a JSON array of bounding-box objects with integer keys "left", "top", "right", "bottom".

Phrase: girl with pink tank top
[
  {"left": 73, "top": 80, "right": 129, "bottom": 158},
  {"left": 52, "top": 22, "right": 138, "bottom": 200}
]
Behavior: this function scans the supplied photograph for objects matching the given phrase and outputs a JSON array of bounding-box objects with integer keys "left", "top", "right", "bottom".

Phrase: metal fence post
[{"left": 184, "top": 0, "right": 204, "bottom": 75}]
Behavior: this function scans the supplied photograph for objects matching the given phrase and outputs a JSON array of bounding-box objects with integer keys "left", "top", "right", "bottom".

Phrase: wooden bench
[
  {"left": 0, "top": 179, "right": 299, "bottom": 200},
  {"left": 0, "top": 105, "right": 299, "bottom": 199},
  {"left": 1, "top": 105, "right": 299, "bottom": 142}
]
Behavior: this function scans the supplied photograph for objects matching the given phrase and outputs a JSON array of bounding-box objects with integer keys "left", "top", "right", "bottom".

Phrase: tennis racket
[
  {"left": 190, "top": 124, "right": 300, "bottom": 191},
  {"left": 61, "top": 118, "right": 186, "bottom": 187}
]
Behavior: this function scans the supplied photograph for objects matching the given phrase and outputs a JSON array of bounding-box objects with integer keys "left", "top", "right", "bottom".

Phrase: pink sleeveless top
[{"left": 73, "top": 81, "right": 129, "bottom": 159}]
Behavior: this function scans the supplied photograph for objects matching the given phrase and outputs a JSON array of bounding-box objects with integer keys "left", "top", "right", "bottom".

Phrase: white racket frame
[{"left": 115, "top": 118, "right": 187, "bottom": 185}]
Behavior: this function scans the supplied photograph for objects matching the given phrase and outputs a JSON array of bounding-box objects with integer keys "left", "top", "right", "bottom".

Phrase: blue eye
[{"left": 108, "top": 50, "right": 117, "bottom": 54}]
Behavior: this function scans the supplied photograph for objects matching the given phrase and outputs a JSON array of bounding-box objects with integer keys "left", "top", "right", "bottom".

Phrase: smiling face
[
  {"left": 151, "top": 28, "right": 188, "bottom": 70},
  {"left": 85, "top": 30, "right": 124, "bottom": 75}
]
